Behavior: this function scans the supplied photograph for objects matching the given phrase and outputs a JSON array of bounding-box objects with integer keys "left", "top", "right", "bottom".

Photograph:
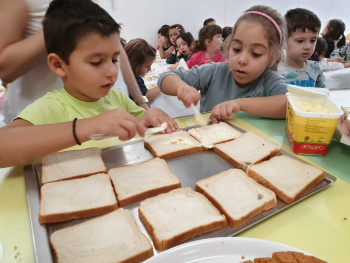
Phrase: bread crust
[
  {"left": 144, "top": 140, "right": 203, "bottom": 159},
  {"left": 213, "top": 145, "right": 281, "bottom": 170},
  {"left": 195, "top": 172, "right": 276, "bottom": 228},
  {"left": 41, "top": 148, "right": 107, "bottom": 185},
  {"left": 246, "top": 166, "right": 325, "bottom": 204},
  {"left": 138, "top": 189, "right": 228, "bottom": 251}
]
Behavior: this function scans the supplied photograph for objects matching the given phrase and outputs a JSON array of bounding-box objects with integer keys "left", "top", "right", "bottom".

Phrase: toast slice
[
  {"left": 50, "top": 209, "right": 153, "bottom": 263},
  {"left": 254, "top": 259, "right": 278, "bottom": 263},
  {"left": 109, "top": 158, "right": 181, "bottom": 207},
  {"left": 42, "top": 147, "right": 107, "bottom": 184},
  {"left": 214, "top": 131, "right": 281, "bottom": 170},
  {"left": 144, "top": 130, "right": 203, "bottom": 159},
  {"left": 272, "top": 252, "right": 299, "bottom": 263},
  {"left": 290, "top": 252, "right": 327, "bottom": 263},
  {"left": 188, "top": 122, "right": 242, "bottom": 149},
  {"left": 246, "top": 156, "right": 325, "bottom": 204},
  {"left": 195, "top": 169, "right": 276, "bottom": 228},
  {"left": 39, "top": 173, "right": 118, "bottom": 224},
  {"left": 138, "top": 187, "right": 227, "bottom": 251}
]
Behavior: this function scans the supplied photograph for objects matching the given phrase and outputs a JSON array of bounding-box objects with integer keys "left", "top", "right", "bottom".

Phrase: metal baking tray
[{"left": 23, "top": 123, "right": 337, "bottom": 263}]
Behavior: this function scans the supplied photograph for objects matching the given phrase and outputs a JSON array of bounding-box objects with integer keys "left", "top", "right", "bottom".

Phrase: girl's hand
[
  {"left": 141, "top": 108, "right": 178, "bottom": 133},
  {"left": 204, "top": 59, "right": 214, "bottom": 64},
  {"left": 177, "top": 51, "right": 181, "bottom": 56},
  {"left": 344, "top": 61, "right": 350, "bottom": 68},
  {"left": 177, "top": 86, "right": 201, "bottom": 108},
  {"left": 210, "top": 101, "right": 241, "bottom": 124},
  {"left": 169, "top": 62, "right": 179, "bottom": 71},
  {"left": 158, "top": 36, "right": 165, "bottom": 46},
  {"left": 88, "top": 109, "right": 147, "bottom": 141},
  {"left": 328, "top": 57, "right": 344, "bottom": 63},
  {"left": 171, "top": 50, "right": 176, "bottom": 55}
]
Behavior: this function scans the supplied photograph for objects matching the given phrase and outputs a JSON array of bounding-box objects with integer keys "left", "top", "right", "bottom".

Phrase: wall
[{"left": 109, "top": 0, "right": 350, "bottom": 49}]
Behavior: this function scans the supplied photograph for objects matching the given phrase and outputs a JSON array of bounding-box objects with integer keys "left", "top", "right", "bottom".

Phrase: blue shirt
[{"left": 130, "top": 75, "right": 148, "bottom": 101}]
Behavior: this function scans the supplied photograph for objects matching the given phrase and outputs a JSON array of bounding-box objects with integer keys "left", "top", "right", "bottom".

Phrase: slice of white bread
[
  {"left": 144, "top": 130, "right": 203, "bottom": 160},
  {"left": 246, "top": 155, "right": 325, "bottom": 204},
  {"left": 195, "top": 169, "right": 276, "bottom": 228},
  {"left": 50, "top": 209, "right": 154, "bottom": 263},
  {"left": 188, "top": 122, "right": 242, "bottom": 149},
  {"left": 42, "top": 147, "right": 107, "bottom": 185},
  {"left": 138, "top": 187, "right": 227, "bottom": 251},
  {"left": 109, "top": 158, "right": 181, "bottom": 207},
  {"left": 39, "top": 173, "right": 118, "bottom": 224},
  {"left": 214, "top": 131, "right": 281, "bottom": 170}
]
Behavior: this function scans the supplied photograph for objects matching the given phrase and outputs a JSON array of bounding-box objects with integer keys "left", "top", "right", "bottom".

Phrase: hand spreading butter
[{"left": 295, "top": 102, "right": 332, "bottom": 113}]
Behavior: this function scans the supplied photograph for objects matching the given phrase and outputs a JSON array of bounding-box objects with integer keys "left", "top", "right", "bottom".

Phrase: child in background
[
  {"left": 186, "top": 25, "right": 225, "bottom": 69},
  {"left": 167, "top": 32, "right": 195, "bottom": 70},
  {"left": 0, "top": 0, "right": 177, "bottom": 168},
  {"left": 220, "top": 35, "right": 231, "bottom": 62},
  {"left": 125, "top": 39, "right": 162, "bottom": 102},
  {"left": 309, "top": 36, "right": 350, "bottom": 70},
  {"left": 222, "top": 26, "right": 232, "bottom": 40},
  {"left": 157, "top": 25, "right": 174, "bottom": 59},
  {"left": 204, "top": 18, "right": 216, "bottom": 26},
  {"left": 119, "top": 37, "right": 127, "bottom": 49},
  {"left": 331, "top": 41, "right": 350, "bottom": 62},
  {"left": 321, "top": 19, "right": 346, "bottom": 58},
  {"left": 166, "top": 24, "right": 186, "bottom": 64},
  {"left": 278, "top": 8, "right": 327, "bottom": 92},
  {"left": 158, "top": 5, "right": 289, "bottom": 122}
]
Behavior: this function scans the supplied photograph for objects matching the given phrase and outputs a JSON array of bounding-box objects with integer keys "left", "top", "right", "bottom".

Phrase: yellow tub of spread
[{"left": 285, "top": 85, "right": 344, "bottom": 156}]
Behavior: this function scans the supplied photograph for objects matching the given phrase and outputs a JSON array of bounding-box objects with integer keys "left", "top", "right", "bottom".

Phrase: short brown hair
[
  {"left": 190, "top": 25, "right": 222, "bottom": 54},
  {"left": 124, "top": 38, "right": 156, "bottom": 75},
  {"left": 227, "top": 5, "right": 287, "bottom": 71}
]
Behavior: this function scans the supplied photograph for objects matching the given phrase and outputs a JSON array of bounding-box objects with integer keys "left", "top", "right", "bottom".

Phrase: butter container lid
[{"left": 286, "top": 84, "right": 344, "bottom": 119}]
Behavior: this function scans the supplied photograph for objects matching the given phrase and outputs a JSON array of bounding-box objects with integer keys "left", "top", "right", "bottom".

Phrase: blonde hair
[
  {"left": 124, "top": 38, "right": 156, "bottom": 75},
  {"left": 227, "top": 5, "right": 286, "bottom": 71}
]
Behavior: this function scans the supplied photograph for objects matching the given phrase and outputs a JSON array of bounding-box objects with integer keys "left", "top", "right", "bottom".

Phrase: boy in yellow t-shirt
[{"left": 0, "top": 0, "right": 177, "bottom": 168}]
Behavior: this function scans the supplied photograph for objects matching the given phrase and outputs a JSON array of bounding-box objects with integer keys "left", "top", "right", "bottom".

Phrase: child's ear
[
  {"left": 205, "top": 39, "right": 211, "bottom": 47},
  {"left": 47, "top": 53, "right": 67, "bottom": 78}
]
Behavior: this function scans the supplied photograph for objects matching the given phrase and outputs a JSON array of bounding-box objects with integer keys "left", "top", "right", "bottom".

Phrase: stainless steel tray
[{"left": 23, "top": 123, "right": 337, "bottom": 263}]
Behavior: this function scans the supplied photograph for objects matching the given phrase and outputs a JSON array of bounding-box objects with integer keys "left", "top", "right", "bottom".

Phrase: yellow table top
[{"left": 0, "top": 114, "right": 349, "bottom": 263}]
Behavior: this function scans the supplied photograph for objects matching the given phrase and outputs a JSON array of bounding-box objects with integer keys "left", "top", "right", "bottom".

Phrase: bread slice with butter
[
  {"left": 214, "top": 131, "right": 281, "bottom": 170},
  {"left": 188, "top": 122, "right": 242, "bottom": 149},
  {"left": 144, "top": 130, "right": 203, "bottom": 159},
  {"left": 195, "top": 169, "right": 276, "bottom": 228}
]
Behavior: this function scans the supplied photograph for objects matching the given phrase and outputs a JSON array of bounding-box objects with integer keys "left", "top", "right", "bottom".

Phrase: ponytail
[
  {"left": 190, "top": 40, "right": 200, "bottom": 54},
  {"left": 337, "top": 34, "right": 346, "bottom": 48}
]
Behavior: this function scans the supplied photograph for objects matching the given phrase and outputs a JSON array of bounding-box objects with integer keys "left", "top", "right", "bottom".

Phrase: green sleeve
[{"left": 116, "top": 91, "right": 146, "bottom": 120}]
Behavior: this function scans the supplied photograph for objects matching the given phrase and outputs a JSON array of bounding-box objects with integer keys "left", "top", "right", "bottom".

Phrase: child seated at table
[
  {"left": 203, "top": 18, "right": 216, "bottom": 26},
  {"left": 277, "top": 8, "right": 328, "bottom": 93},
  {"left": 330, "top": 41, "right": 350, "bottom": 62},
  {"left": 157, "top": 25, "right": 174, "bottom": 59},
  {"left": 166, "top": 24, "right": 186, "bottom": 64},
  {"left": 168, "top": 32, "right": 194, "bottom": 70},
  {"left": 186, "top": 25, "right": 225, "bottom": 69},
  {"left": 0, "top": 0, "right": 177, "bottom": 168},
  {"left": 158, "top": 5, "right": 289, "bottom": 123},
  {"left": 125, "top": 39, "right": 162, "bottom": 102},
  {"left": 309, "top": 36, "right": 350, "bottom": 70}
]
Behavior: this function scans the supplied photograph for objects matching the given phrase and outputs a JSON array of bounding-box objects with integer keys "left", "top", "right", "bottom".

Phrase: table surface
[{"left": 0, "top": 113, "right": 349, "bottom": 263}]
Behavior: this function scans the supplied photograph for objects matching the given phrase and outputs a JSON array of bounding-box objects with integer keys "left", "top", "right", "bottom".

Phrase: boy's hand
[
  {"left": 88, "top": 109, "right": 147, "bottom": 141},
  {"left": 141, "top": 108, "right": 178, "bottom": 133},
  {"left": 177, "top": 86, "right": 201, "bottom": 108},
  {"left": 210, "top": 100, "right": 241, "bottom": 124}
]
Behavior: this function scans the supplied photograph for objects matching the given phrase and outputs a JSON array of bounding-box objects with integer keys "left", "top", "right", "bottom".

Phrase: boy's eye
[
  {"left": 297, "top": 40, "right": 303, "bottom": 43},
  {"left": 311, "top": 40, "right": 316, "bottom": 43},
  {"left": 252, "top": 53, "right": 262, "bottom": 57},
  {"left": 112, "top": 59, "right": 119, "bottom": 64},
  {"left": 90, "top": 61, "right": 101, "bottom": 66}
]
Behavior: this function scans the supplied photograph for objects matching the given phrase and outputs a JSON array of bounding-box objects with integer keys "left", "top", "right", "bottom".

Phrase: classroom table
[
  {"left": 324, "top": 67, "right": 350, "bottom": 90},
  {"left": 0, "top": 112, "right": 349, "bottom": 263}
]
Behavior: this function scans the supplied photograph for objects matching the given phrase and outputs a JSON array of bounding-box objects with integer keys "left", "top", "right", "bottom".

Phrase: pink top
[{"left": 187, "top": 51, "right": 225, "bottom": 69}]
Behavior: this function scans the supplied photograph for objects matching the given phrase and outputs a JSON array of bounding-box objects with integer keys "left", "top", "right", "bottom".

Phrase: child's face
[
  {"left": 62, "top": 33, "right": 120, "bottom": 102},
  {"left": 169, "top": 28, "right": 180, "bottom": 45},
  {"left": 176, "top": 38, "right": 190, "bottom": 56},
  {"left": 228, "top": 21, "right": 271, "bottom": 88},
  {"left": 286, "top": 28, "right": 318, "bottom": 62},
  {"left": 207, "top": 34, "right": 223, "bottom": 52},
  {"left": 137, "top": 58, "right": 155, "bottom": 78}
]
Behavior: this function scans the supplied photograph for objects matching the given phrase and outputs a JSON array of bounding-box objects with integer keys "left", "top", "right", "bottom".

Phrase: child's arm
[
  {"left": 158, "top": 36, "right": 174, "bottom": 58},
  {"left": 0, "top": 109, "right": 147, "bottom": 168},
  {"left": 166, "top": 51, "right": 177, "bottom": 64},
  {"left": 210, "top": 95, "right": 287, "bottom": 123},
  {"left": 146, "top": 86, "right": 161, "bottom": 101}
]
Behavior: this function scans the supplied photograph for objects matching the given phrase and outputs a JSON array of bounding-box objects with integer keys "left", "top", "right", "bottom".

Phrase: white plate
[{"left": 144, "top": 237, "right": 310, "bottom": 263}]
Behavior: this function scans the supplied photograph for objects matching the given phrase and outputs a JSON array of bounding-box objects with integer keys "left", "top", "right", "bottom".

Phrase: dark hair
[
  {"left": 169, "top": 24, "right": 185, "bottom": 35},
  {"left": 158, "top": 25, "right": 170, "bottom": 38},
  {"left": 309, "top": 36, "right": 328, "bottom": 62},
  {"left": 120, "top": 37, "right": 127, "bottom": 49},
  {"left": 323, "top": 19, "right": 346, "bottom": 48},
  {"left": 228, "top": 5, "right": 287, "bottom": 71},
  {"left": 190, "top": 25, "right": 222, "bottom": 54},
  {"left": 285, "top": 8, "right": 321, "bottom": 38},
  {"left": 176, "top": 32, "right": 194, "bottom": 48},
  {"left": 43, "top": 0, "right": 121, "bottom": 64},
  {"left": 203, "top": 18, "right": 216, "bottom": 26},
  {"left": 222, "top": 26, "right": 232, "bottom": 40},
  {"left": 124, "top": 38, "right": 156, "bottom": 75}
]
